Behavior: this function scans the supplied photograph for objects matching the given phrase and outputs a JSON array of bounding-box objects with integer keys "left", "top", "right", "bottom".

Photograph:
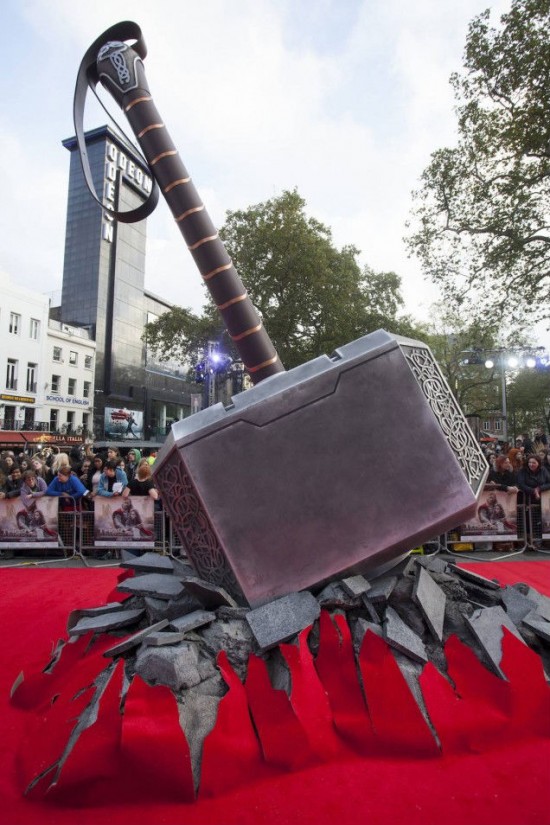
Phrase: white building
[
  {"left": 0, "top": 274, "right": 49, "bottom": 431},
  {"left": 0, "top": 274, "right": 96, "bottom": 443},
  {"left": 44, "top": 320, "right": 96, "bottom": 436}
]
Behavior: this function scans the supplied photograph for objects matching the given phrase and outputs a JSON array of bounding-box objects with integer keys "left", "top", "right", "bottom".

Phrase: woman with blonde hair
[{"left": 51, "top": 452, "right": 72, "bottom": 476}]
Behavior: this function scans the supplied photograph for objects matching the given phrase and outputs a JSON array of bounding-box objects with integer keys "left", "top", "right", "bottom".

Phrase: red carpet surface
[{"left": 0, "top": 562, "right": 549, "bottom": 825}]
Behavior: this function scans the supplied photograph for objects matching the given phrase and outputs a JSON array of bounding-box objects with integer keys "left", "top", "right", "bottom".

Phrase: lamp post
[{"left": 461, "top": 347, "right": 547, "bottom": 444}]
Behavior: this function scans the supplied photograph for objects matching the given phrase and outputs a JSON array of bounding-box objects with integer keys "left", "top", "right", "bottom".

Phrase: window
[
  {"left": 494, "top": 420, "right": 502, "bottom": 432},
  {"left": 50, "top": 409, "right": 58, "bottom": 431},
  {"left": 84, "top": 355, "right": 93, "bottom": 370},
  {"left": 51, "top": 375, "right": 61, "bottom": 393},
  {"left": 83, "top": 381, "right": 91, "bottom": 398},
  {"left": 68, "top": 378, "right": 76, "bottom": 396},
  {"left": 53, "top": 346, "right": 62, "bottom": 362},
  {"left": 6, "top": 359, "right": 17, "bottom": 390},
  {"left": 26, "top": 363, "right": 37, "bottom": 393},
  {"left": 9, "top": 313, "right": 20, "bottom": 335},
  {"left": 69, "top": 351, "right": 78, "bottom": 366},
  {"left": 483, "top": 420, "right": 491, "bottom": 430},
  {"left": 66, "top": 411, "right": 75, "bottom": 433},
  {"left": 30, "top": 318, "right": 40, "bottom": 339},
  {"left": 82, "top": 413, "right": 90, "bottom": 432}
]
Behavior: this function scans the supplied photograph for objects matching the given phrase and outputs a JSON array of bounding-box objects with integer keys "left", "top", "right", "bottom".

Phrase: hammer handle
[{"left": 97, "top": 45, "right": 284, "bottom": 384}]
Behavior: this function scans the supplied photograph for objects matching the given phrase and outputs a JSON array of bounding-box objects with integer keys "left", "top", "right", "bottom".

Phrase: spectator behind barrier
[
  {"left": 20, "top": 470, "right": 48, "bottom": 509},
  {"left": 507, "top": 447, "right": 524, "bottom": 472},
  {"left": 486, "top": 456, "right": 519, "bottom": 494},
  {"left": 517, "top": 454, "right": 550, "bottom": 500},
  {"left": 125, "top": 449, "right": 142, "bottom": 483},
  {"left": 46, "top": 465, "right": 89, "bottom": 509},
  {"left": 51, "top": 453, "right": 71, "bottom": 477},
  {"left": 97, "top": 461, "right": 128, "bottom": 497},
  {"left": 3, "top": 466, "right": 24, "bottom": 499},
  {"left": 123, "top": 458, "right": 159, "bottom": 500}
]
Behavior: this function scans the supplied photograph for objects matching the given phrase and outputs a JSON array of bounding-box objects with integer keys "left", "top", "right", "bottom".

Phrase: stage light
[
  {"left": 485, "top": 359, "right": 494, "bottom": 369},
  {"left": 507, "top": 356, "right": 519, "bottom": 368},
  {"left": 525, "top": 357, "right": 536, "bottom": 368}
]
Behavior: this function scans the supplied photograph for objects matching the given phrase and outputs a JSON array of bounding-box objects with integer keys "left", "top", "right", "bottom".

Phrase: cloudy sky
[{"left": 2, "top": 0, "right": 516, "bottom": 334}]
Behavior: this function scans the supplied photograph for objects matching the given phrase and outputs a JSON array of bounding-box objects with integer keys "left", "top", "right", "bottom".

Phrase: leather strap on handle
[
  {"left": 79, "top": 22, "right": 284, "bottom": 383},
  {"left": 73, "top": 22, "right": 159, "bottom": 223}
]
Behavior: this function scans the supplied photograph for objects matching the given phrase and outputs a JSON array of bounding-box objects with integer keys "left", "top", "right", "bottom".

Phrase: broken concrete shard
[
  {"left": 67, "top": 601, "right": 132, "bottom": 632},
  {"left": 316, "top": 581, "right": 362, "bottom": 609},
  {"left": 524, "top": 587, "right": 550, "bottom": 622},
  {"left": 413, "top": 566, "right": 446, "bottom": 642},
  {"left": 120, "top": 551, "right": 175, "bottom": 575},
  {"left": 118, "top": 573, "right": 185, "bottom": 601},
  {"left": 466, "top": 606, "right": 525, "bottom": 677},
  {"left": 144, "top": 592, "right": 204, "bottom": 624},
  {"left": 522, "top": 613, "right": 550, "bottom": 643},
  {"left": 352, "top": 617, "right": 383, "bottom": 653},
  {"left": 340, "top": 575, "right": 371, "bottom": 598},
  {"left": 142, "top": 631, "right": 188, "bottom": 646},
  {"left": 135, "top": 641, "right": 201, "bottom": 691},
  {"left": 384, "top": 606, "right": 428, "bottom": 664},
  {"left": 199, "top": 618, "right": 256, "bottom": 680},
  {"left": 177, "top": 577, "right": 238, "bottom": 609},
  {"left": 416, "top": 555, "right": 450, "bottom": 575},
  {"left": 246, "top": 591, "right": 321, "bottom": 651},
  {"left": 103, "top": 619, "right": 169, "bottom": 658},
  {"left": 500, "top": 586, "right": 539, "bottom": 626},
  {"left": 169, "top": 610, "right": 216, "bottom": 633},
  {"left": 365, "top": 575, "right": 398, "bottom": 605},
  {"left": 179, "top": 691, "right": 221, "bottom": 793},
  {"left": 447, "top": 563, "right": 500, "bottom": 590},
  {"left": 69, "top": 608, "right": 145, "bottom": 637}
]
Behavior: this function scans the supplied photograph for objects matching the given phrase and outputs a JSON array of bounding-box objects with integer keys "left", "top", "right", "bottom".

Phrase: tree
[
  {"left": 220, "top": 189, "right": 420, "bottom": 368},
  {"left": 146, "top": 189, "right": 422, "bottom": 372},
  {"left": 507, "top": 367, "right": 550, "bottom": 436},
  {"left": 407, "top": 0, "right": 550, "bottom": 328}
]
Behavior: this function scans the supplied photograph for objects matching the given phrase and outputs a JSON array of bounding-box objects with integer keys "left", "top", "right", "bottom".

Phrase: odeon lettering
[{"left": 102, "top": 141, "right": 152, "bottom": 244}]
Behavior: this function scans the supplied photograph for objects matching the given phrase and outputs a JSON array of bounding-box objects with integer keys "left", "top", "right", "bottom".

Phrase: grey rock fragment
[
  {"left": 361, "top": 595, "right": 381, "bottom": 623},
  {"left": 216, "top": 605, "right": 250, "bottom": 620},
  {"left": 416, "top": 555, "right": 449, "bottom": 575},
  {"left": 466, "top": 606, "right": 525, "bottom": 677},
  {"left": 169, "top": 610, "right": 216, "bottom": 633},
  {"left": 178, "top": 577, "right": 238, "bottom": 609},
  {"left": 524, "top": 588, "right": 550, "bottom": 622},
  {"left": 447, "top": 563, "right": 500, "bottom": 590},
  {"left": 392, "top": 650, "right": 440, "bottom": 748},
  {"left": 501, "top": 586, "right": 538, "bottom": 626},
  {"left": 69, "top": 608, "right": 145, "bottom": 637},
  {"left": 340, "top": 575, "right": 371, "bottom": 598},
  {"left": 413, "top": 566, "right": 446, "bottom": 642},
  {"left": 178, "top": 692, "right": 221, "bottom": 793},
  {"left": 67, "top": 601, "right": 133, "bottom": 632},
  {"left": 142, "top": 631, "right": 187, "bottom": 646},
  {"left": 200, "top": 618, "right": 256, "bottom": 680},
  {"left": 120, "top": 552, "right": 175, "bottom": 575},
  {"left": 316, "top": 582, "right": 361, "bottom": 609},
  {"left": 384, "top": 606, "right": 428, "bottom": 664},
  {"left": 522, "top": 613, "right": 550, "bottom": 643},
  {"left": 118, "top": 573, "right": 185, "bottom": 601},
  {"left": 135, "top": 641, "right": 201, "bottom": 691},
  {"left": 144, "top": 592, "right": 204, "bottom": 623},
  {"left": 246, "top": 591, "right": 321, "bottom": 651},
  {"left": 103, "top": 619, "right": 169, "bottom": 658},
  {"left": 366, "top": 576, "right": 397, "bottom": 605}
]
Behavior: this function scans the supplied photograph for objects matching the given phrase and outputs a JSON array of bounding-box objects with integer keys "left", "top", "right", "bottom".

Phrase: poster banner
[
  {"left": 104, "top": 407, "right": 143, "bottom": 440},
  {"left": 0, "top": 497, "right": 59, "bottom": 549},
  {"left": 541, "top": 490, "right": 550, "bottom": 539},
  {"left": 460, "top": 488, "right": 518, "bottom": 542},
  {"left": 94, "top": 496, "right": 154, "bottom": 548}
]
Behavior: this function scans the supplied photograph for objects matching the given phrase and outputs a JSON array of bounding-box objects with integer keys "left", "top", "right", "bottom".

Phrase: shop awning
[{"left": 0, "top": 432, "right": 26, "bottom": 448}]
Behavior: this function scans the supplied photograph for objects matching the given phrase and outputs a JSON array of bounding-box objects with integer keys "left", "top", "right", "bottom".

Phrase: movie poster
[
  {"left": 460, "top": 488, "right": 518, "bottom": 542},
  {"left": 103, "top": 407, "right": 143, "bottom": 440},
  {"left": 0, "top": 497, "right": 59, "bottom": 549},
  {"left": 94, "top": 496, "right": 154, "bottom": 548},
  {"left": 541, "top": 490, "right": 550, "bottom": 539}
]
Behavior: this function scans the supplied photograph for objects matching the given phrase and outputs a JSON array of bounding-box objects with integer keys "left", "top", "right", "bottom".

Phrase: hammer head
[{"left": 154, "top": 330, "right": 487, "bottom": 606}]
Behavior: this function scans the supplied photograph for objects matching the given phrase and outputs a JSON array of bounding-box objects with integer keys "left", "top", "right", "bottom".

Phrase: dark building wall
[{"left": 60, "top": 126, "right": 191, "bottom": 445}]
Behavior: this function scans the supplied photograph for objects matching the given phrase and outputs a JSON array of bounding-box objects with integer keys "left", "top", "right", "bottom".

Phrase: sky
[{"left": 5, "top": 0, "right": 534, "bottom": 344}]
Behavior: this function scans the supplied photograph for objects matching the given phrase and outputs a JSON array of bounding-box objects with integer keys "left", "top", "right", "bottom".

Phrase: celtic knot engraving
[
  {"left": 402, "top": 345, "right": 488, "bottom": 493},
  {"left": 156, "top": 451, "right": 244, "bottom": 601},
  {"left": 98, "top": 41, "right": 131, "bottom": 85}
]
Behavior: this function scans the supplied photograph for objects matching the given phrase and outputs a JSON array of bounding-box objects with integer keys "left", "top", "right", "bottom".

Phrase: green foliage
[
  {"left": 407, "top": 0, "right": 550, "bottom": 328},
  {"left": 146, "top": 189, "right": 422, "bottom": 372},
  {"left": 507, "top": 368, "right": 550, "bottom": 434}
]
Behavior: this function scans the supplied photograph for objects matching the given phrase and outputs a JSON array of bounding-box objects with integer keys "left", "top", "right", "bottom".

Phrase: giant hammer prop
[{"left": 76, "top": 22, "right": 488, "bottom": 606}]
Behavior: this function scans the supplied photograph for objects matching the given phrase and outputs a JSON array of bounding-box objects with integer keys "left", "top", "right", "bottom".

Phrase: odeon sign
[{"left": 102, "top": 141, "right": 153, "bottom": 242}]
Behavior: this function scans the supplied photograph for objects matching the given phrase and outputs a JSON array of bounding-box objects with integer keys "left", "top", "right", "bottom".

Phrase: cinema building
[{"left": 59, "top": 125, "right": 190, "bottom": 448}]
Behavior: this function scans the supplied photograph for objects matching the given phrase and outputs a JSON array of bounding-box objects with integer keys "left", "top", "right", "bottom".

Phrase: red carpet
[{"left": 0, "top": 563, "right": 549, "bottom": 825}]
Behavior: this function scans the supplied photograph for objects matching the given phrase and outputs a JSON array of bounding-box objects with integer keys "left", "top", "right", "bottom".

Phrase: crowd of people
[{"left": 0, "top": 444, "right": 161, "bottom": 510}]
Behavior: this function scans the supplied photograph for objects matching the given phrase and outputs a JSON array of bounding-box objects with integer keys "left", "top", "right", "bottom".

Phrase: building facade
[{"left": 61, "top": 126, "right": 190, "bottom": 447}]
